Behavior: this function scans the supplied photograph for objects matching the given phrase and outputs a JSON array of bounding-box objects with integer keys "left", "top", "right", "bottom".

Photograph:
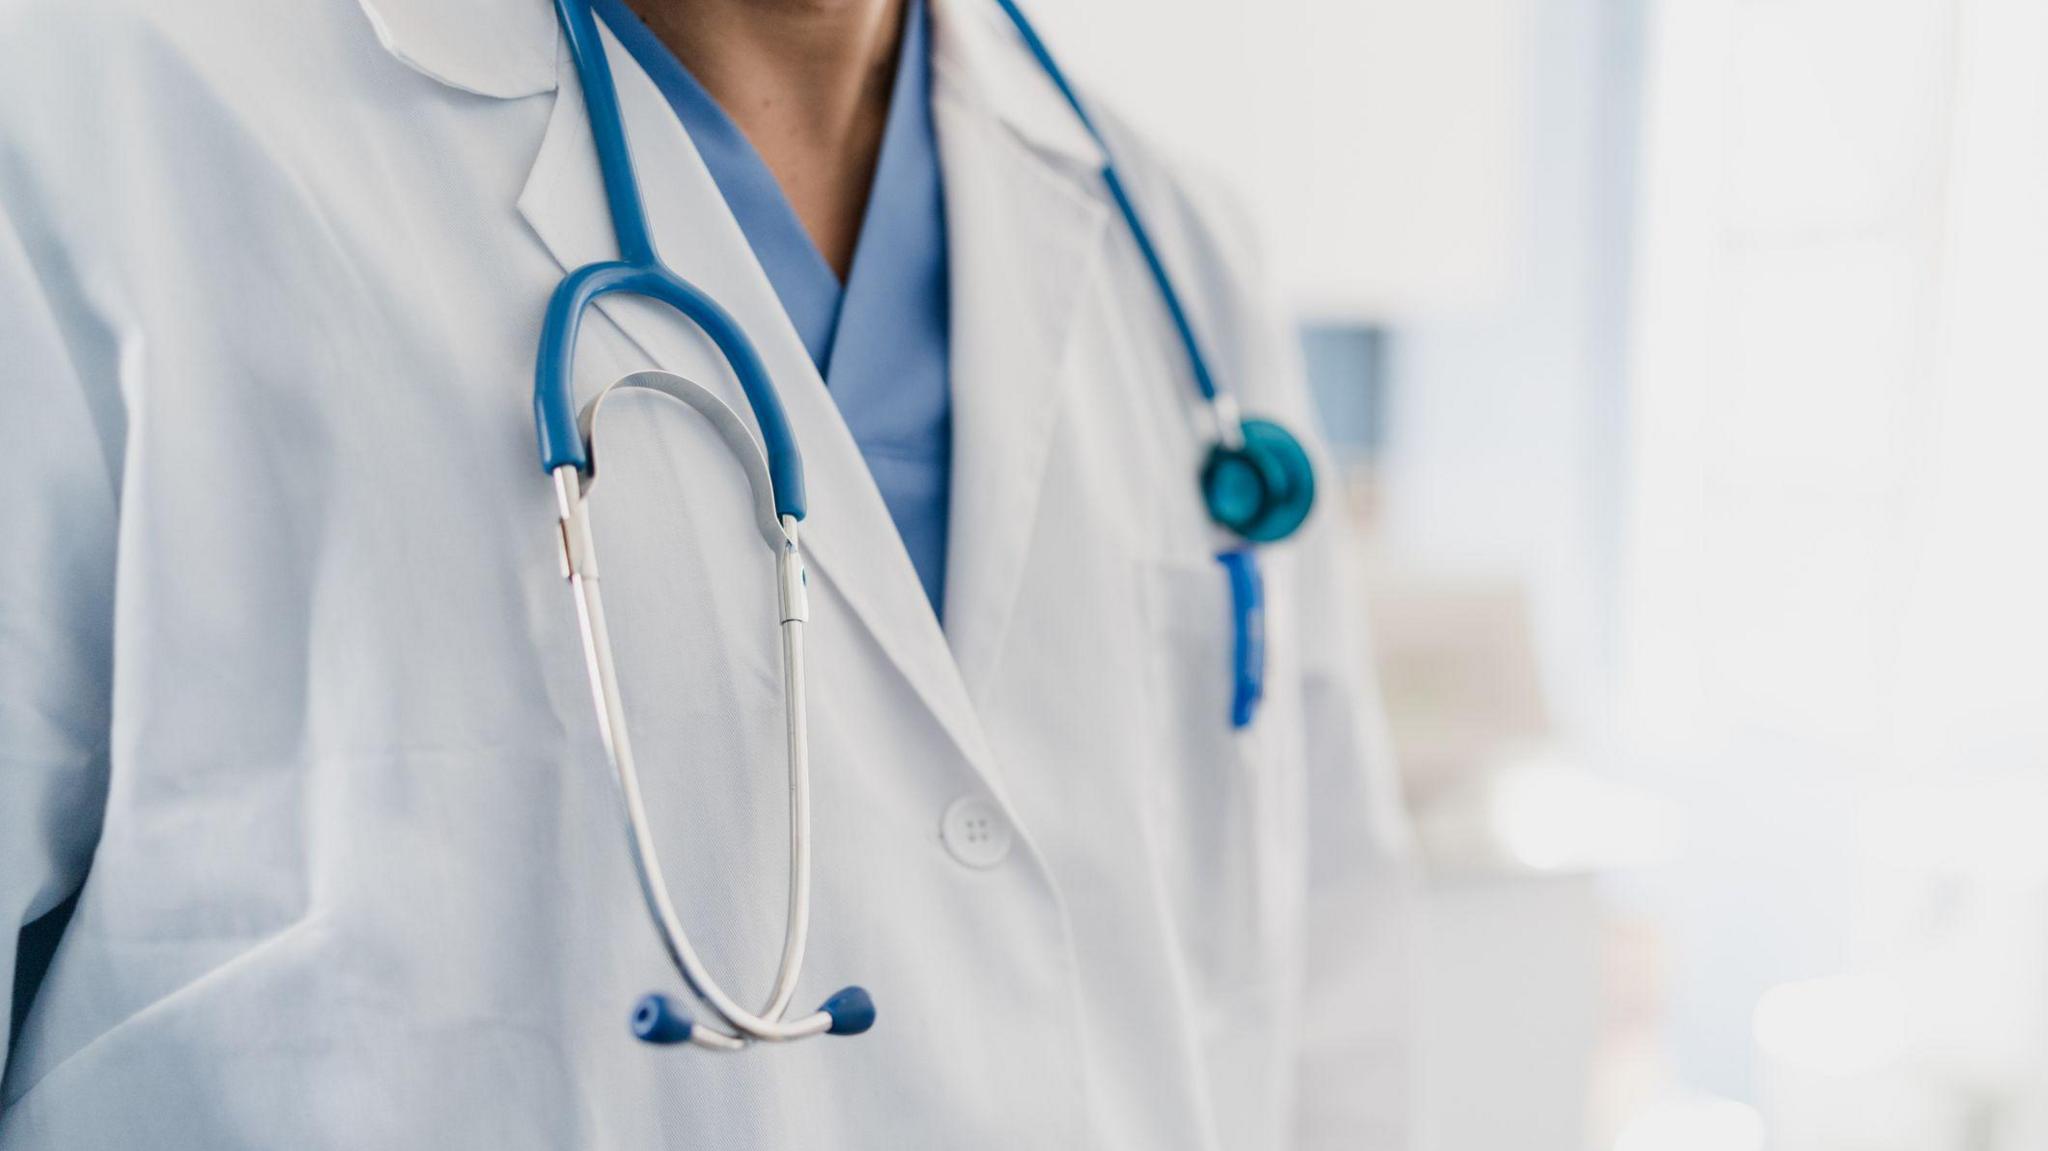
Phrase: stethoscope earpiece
[
  {"left": 632, "top": 985, "right": 875, "bottom": 1047},
  {"left": 1201, "top": 418, "right": 1316, "bottom": 543},
  {"left": 633, "top": 993, "right": 696, "bottom": 1045},
  {"left": 820, "top": 986, "right": 877, "bottom": 1036}
]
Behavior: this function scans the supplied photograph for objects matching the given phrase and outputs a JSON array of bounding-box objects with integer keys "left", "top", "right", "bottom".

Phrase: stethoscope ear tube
[
  {"left": 535, "top": 262, "right": 810, "bottom": 522},
  {"left": 554, "top": 374, "right": 876, "bottom": 1051},
  {"left": 535, "top": 0, "right": 808, "bottom": 522},
  {"left": 988, "top": 0, "right": 1315, "bottom": 549}
]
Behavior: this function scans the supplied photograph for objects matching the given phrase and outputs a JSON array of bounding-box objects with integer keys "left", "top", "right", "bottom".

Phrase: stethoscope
[{"left": 533, "top": 0, "right": 1316, "bottom": 1054}]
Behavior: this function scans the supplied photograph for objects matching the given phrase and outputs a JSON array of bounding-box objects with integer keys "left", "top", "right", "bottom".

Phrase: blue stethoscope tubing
[
  {"left": 533, "top": 0, "right": 805, "bottom": 521},
  {"left": 533, "top": 0, "right": 1316, "bottom": 1053}
]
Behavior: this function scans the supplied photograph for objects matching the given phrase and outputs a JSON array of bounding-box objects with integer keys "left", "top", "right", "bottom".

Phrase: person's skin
[{"left": 628, "top": 0, "right": 908, "bottom": 279}]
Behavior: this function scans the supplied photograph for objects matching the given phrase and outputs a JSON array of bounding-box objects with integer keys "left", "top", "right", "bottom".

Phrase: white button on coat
[{"left": 941, "top": 796, "right": 1013, "bottom": 868}]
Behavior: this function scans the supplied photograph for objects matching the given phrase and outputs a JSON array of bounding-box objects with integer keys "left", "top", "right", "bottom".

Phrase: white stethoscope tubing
[{"left": 555, "top": 372, "right": 835, "bottom": 1050}]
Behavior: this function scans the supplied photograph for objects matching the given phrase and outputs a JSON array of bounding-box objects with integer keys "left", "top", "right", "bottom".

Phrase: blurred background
[{"left": 1029, "top": 0, "right": 2048, "bottom": 1148}]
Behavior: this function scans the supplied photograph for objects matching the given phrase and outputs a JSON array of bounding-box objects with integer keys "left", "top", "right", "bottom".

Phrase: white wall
[
  {"left": 1018, "top": 0, "right": 1529, "bottom": 319},
  {"left": 1375, "top": 0, "right": 1643, "bottom": 741},
  {"left": 1619, "top": 0, "right": 2048, "bottom": 1133}
]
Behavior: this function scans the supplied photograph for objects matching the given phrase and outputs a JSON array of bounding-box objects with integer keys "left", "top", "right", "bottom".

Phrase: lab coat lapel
[
  {"left": 930, "top": 0, "right": 1111, "bottom": 697},
  {"left": 514, "top": 23, "right": 1005, "bottom": 790}
]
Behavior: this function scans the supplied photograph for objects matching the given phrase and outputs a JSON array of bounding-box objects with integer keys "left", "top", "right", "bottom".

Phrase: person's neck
[{"left": 628, "top": 0, "right": 908, "bottom": 279}]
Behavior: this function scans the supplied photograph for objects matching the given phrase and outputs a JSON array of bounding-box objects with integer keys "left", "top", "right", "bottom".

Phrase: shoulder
[
  {"left": 0, "top": 0, "right": 418, "bottom": 246},
  {"left": 0, "top": 0, "right": 283, "bottom": 79},
  {"left": 932, "top": 0, "right": 1277, "bottom": 344},
  {"left": 0, "top": 0, "right": 390, "bottom": 149},
  {"left": 0, "top": 0, "right": 371, "bottom": 51},
  {"left": 1088, "top": 104, "right": 1267, "bottom": 292},
  {"left": 0, "top": 0, "right": 163, "bottom": 111},
  {"left": 1079, "top": 98, "right": 1314, "bottom": 429}
]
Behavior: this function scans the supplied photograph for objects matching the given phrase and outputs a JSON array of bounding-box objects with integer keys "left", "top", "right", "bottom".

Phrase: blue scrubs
[{"left": 597, "top": 0, "right": 954, "bottom": 619}]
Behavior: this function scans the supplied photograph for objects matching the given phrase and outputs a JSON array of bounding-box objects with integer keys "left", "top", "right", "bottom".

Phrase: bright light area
[
  {"left": 1615, "top": 0, "right": 2048, "bottom": 1143},
  {"left": 1862, "top": 780, "right": 2048, "bottom": 882},
  {"left": 1488, "top": 758, "right": 1682, "bottom": 874},
  {"left": 1752, "top": 972, "right": 1911, "bottom": 1078},
  {"left": 1613, "top": 1094, "right": 1765, "bottom": 1151}
]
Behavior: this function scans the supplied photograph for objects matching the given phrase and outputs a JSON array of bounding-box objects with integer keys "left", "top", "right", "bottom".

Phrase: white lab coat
[{"left": 0, "top": 0, "right": 1413, "bottom": 1146}]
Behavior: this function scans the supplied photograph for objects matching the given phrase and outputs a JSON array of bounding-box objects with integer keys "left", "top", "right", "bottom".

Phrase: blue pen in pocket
[{"left": 1217, "top": 549, "right": 1265, "bottom": 729}]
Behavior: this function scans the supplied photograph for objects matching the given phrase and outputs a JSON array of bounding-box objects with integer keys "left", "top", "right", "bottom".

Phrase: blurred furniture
[{"left": 1366, "top": 565, "right": 1677, "bottom": 1151}]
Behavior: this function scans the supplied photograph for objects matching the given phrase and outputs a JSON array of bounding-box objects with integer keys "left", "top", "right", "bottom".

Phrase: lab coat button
[{"left": 941, "top": 796, "right": 1012, "bottom": 869}]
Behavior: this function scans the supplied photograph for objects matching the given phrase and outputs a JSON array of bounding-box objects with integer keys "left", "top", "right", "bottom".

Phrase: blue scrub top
[{"left": 597, "top": 0, "right": 954, "bottom": 620}]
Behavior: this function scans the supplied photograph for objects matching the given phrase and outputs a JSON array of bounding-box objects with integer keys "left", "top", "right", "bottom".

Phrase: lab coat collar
[
  {"left": 928, "top": 6, "right": 1112, "bottom": 697},
  {"left": 349, "top": 0, "right": 1107, "bottom": 170},
  {"left": 352, "top": 0, "right": 559, "bottom": 99},
  {"left": 927, "top": 0, "right": 1105, "bottom": 172}
]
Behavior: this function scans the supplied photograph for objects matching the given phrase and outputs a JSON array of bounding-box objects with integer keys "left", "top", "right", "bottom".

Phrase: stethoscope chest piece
[{"left": 1200, "top": 418, "right": 1316, "bottom": 543}]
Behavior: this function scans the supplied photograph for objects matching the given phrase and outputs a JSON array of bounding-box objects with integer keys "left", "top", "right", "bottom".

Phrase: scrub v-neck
[{"left": 596, "top": 0, "right": 954, "bottom": 619}]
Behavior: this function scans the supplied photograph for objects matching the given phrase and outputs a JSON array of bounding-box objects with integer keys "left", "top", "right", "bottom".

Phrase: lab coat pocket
[{"left": 1138, "top": 556, "right": 1279, "bottom": 1014}]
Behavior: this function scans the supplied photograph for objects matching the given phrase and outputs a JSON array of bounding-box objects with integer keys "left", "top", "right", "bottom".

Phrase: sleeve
[{"left": 0, "top": 191, "right": 121, "bottom": 1077}]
